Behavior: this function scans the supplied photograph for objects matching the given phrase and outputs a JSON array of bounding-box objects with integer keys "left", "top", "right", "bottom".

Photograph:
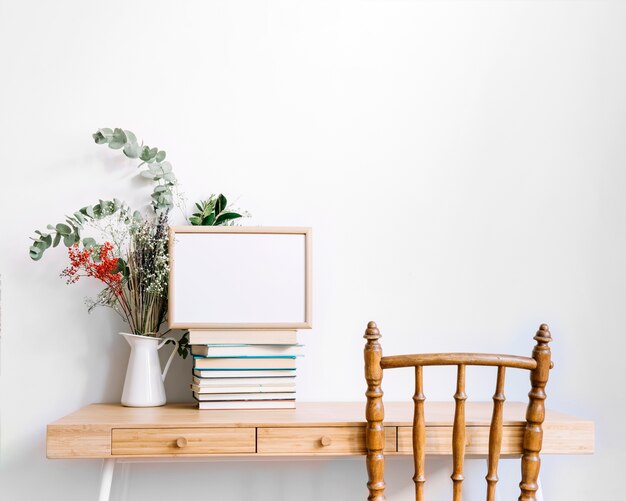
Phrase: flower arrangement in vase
[{"left": 28, "top": 128, "right": 246, "bottom": 406}]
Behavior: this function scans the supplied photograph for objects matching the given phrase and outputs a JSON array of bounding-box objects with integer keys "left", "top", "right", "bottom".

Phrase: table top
[
  {"left": 50, "top": 401, "right": 591, "bottom": 428},
  {"left": 47, "top": 401, "right": 594, "bottom": 459}
]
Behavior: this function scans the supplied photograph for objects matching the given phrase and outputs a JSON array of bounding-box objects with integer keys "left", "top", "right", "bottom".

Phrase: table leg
[{"left": 99, "top": 459, "right": 116, "bottom": 501}]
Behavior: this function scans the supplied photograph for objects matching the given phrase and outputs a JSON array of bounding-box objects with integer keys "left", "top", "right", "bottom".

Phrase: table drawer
[
  {"left": 397, "top": 426, "right": 524, "bottom": 455},
  {"left": 112, "top": 427, "right": 256, "bottom": 455},
  {"left": 257, "top": 426, "right": 397, "bottom": 454}
]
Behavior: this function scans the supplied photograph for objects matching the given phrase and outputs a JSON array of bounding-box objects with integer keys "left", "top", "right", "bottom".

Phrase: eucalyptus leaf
[
  {"left": 29, "top": 245, "right": 43, "bottom": 260},
  {"left": 81, "top": 205, "right": 95, "bottom": 218},
  {"left": 56, "top": 223, "right": 71, "bottom": 236},
  {"left": 163, "top": 172, "right": 177, "bottom": 184},
  {"left": 92, "top": 131, "right": 106, "bottom": 144},
  {"left": 63, "top": 233, "right": 75, "bottom": 247},
  {"left": 42, "top": 234, "right": 53, "bottom": 249},
  {"left": 124, "top": 130, "right": 137, "bottom": 143},
  {"left": 83, "top": 237, "right": 97, "bottom": 248},
  {"left": 123, "top": 141, "right": 140, "bottom": 159},
  {"left": 140, "top": 170, "right": 157, "bottom": 180},
  {"left": 108, "top": 128, "right": 127, "bottom": 149},
  {"left": 155, "top": 150, "right": 166, "bottom": 162},
  {"left": 140, "top": 146, "right": 152, "bottom": 161}
]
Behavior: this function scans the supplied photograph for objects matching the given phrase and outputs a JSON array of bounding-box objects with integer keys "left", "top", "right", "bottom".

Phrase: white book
[
  {"left": 193, "top": 369, "right": 297, "bottom": 378},
  {"left": 191, "top": 344, "right": 303, "bottom": 357},
  {"left": 194, "top": 391, "right": 296, "bottom": 401},
  {"left": 192, "top": 376, "right": 296, "bottom": 386},
  {"left": 191, "top": 384, "right": 296, "bottom": 394},
  {"left": 189, "top": 330, "right": 298, "bottom": 345},
  {"left": 198, "top": 400, "right": 296, "bottom": 410},
  {"left": 194, "top": 357, "right": 296, "bottom": 370}
]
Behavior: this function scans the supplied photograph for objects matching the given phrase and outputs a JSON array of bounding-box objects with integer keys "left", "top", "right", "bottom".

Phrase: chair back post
[
  {"left": 519, "top": 324, "right": 553, "bottom": 501},
  {"left": 364, "top": 321, "right": 386, "bottom": 501}
]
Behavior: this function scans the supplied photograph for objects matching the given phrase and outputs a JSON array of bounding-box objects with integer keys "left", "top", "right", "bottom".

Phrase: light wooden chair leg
[
  {"left": 484, "top": 459, "right": 500, "bottom": 501},
  {"left": 536, "top": 476, "right": 544, "bottom": 501},
  {"left": 99, "top": 458, "right": 116, "bottom": 501}
]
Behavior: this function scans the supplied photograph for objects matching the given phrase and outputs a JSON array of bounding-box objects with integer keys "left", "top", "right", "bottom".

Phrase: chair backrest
[{"left": 363, "top": 321, "right": 553, "bottom": 501}]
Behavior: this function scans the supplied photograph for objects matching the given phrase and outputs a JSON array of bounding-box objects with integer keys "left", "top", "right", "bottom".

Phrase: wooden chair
[{"left": 363, "top": 321, "right": 553, "bottom": 501}]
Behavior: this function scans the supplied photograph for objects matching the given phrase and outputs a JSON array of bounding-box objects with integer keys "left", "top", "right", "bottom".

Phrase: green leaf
[
  {"left": 202, "top": 213, "right": 216, "bottom": 225},
  {"left": 92, "top": 132, "right": 105, "bottom": 144},
  {"left": 53, "top": 233, "right": 62, "bottom": 247},
  {"left": 56, "top": 223, "right": 72, "bottom": 236},
  {"left": 147, "top": 147, "right": 158, "bottom": 160},
  {"left": 140, "top": 145, "right": 152, "bottom": 161},
  {"left": 188, "top": 215, "right": 202, "bottom": 225},
  {"left": 215, "top": 212, "right": 242, "bottom": 225},
  {"left": 66, "top": 218, "right": 78, "bottom": 231},
  {"left": 83, "top": 237, "right": 97, "bottom": 248},
  {"left": 115, "top": 258, "right": 129, "bottom": 277},
  {"left": 73, "top": 211, "right": 85, "bottom": 224},
  {"left": 140, "top": 170, "right": 157, "bottom": 180},
  {"left": 63, "top": 233, "right": 75, "bottom": 247},
  {"left": 124, "top": 130, "right": 137, "bottom": 143},
  {"left": 108, "top": 128, "right": 127, "bottom": 149},
  {"left": 123, "top": 140, "right": 140, "bottom": 159},
  {"left": 216, "top": 194, "right": 227, "bottom": 214},
  {"left": 162, "top": 172, "right": 177, "bottom": 184},
  {"left": 29, "top": 245, "right": 43, "bottom": 260},
  {"left": 155, "top": 150, "right": 166, "bottom": 162},
  {"left": 42, "top": 234, "right": 53, "bottom": 249},
  {"left": 80, "top": 205, "right": 95, "bottom": 218}
]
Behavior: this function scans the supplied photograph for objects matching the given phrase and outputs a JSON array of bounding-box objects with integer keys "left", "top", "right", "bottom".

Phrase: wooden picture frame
[{"left": 168, "top": 226, "right": 312, "bottom": 330}]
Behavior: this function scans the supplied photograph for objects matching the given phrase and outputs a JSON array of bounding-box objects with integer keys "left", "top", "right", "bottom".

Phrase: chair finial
[
  {"left": 364, "top": 321, "right": 381, "bottom": 340},
  {"left": 534, "top": 323, "right": 552, "bottom": 345}
]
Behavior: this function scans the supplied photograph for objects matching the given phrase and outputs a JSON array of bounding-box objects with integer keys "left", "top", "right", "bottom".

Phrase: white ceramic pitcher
[{"left": 119, "top": 332, "right": 179, "bottom": 407}]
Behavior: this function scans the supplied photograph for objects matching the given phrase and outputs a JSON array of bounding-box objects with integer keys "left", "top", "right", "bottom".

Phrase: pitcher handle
[{"left": 157, "top": 337, "right": 179, "bottom": 381}]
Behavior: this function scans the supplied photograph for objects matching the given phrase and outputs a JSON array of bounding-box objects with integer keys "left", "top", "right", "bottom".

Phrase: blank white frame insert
[{"left": 168, "top": 226, "right": 312, "bottom": 329}]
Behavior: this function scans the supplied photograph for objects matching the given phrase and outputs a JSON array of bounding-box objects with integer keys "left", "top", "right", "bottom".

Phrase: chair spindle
[
  {"left": 364, "top": 321, "right": 386, "bottom": 501},
  {"left": 452, "top": 364, "right": 467, "bottom": 501},
  {"left": 412, "top": 366, "right": 426, "bottom": 501},
  {"left": 519, "top": 324, "right": 552, "bottom": 501},
  {"left": 486, "top": 366, "right": 506, "bottom": 501}
]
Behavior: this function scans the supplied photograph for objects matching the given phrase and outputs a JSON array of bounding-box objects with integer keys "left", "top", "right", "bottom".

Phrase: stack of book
[{"left": 189, "top": 330, "right": 302, "bottom": 410}]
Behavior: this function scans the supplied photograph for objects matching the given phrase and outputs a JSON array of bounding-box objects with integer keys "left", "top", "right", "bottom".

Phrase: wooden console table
[{"left": 47, "top": 402, "right": 594, "bottom": 500}]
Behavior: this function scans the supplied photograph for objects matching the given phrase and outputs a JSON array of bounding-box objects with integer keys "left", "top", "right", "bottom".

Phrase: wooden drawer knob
[
  {"left": 175, "top": 437, "right": 188, "bottom": 448},
  {"left": 320, "top": 436, "right": 332, "bottom": 447}
]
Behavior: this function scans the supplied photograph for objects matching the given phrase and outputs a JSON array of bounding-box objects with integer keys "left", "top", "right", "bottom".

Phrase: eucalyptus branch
[
  {"left": 92, "top": 128, "right": 177, "bottom": 215},
  {"left": 28, "top": 198, "right": 137, "bottom": 261}
]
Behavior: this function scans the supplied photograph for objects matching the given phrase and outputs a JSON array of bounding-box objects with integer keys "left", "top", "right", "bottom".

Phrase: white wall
[{"left": 1, "top": 0, "right": 625, "bottom": 499}]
